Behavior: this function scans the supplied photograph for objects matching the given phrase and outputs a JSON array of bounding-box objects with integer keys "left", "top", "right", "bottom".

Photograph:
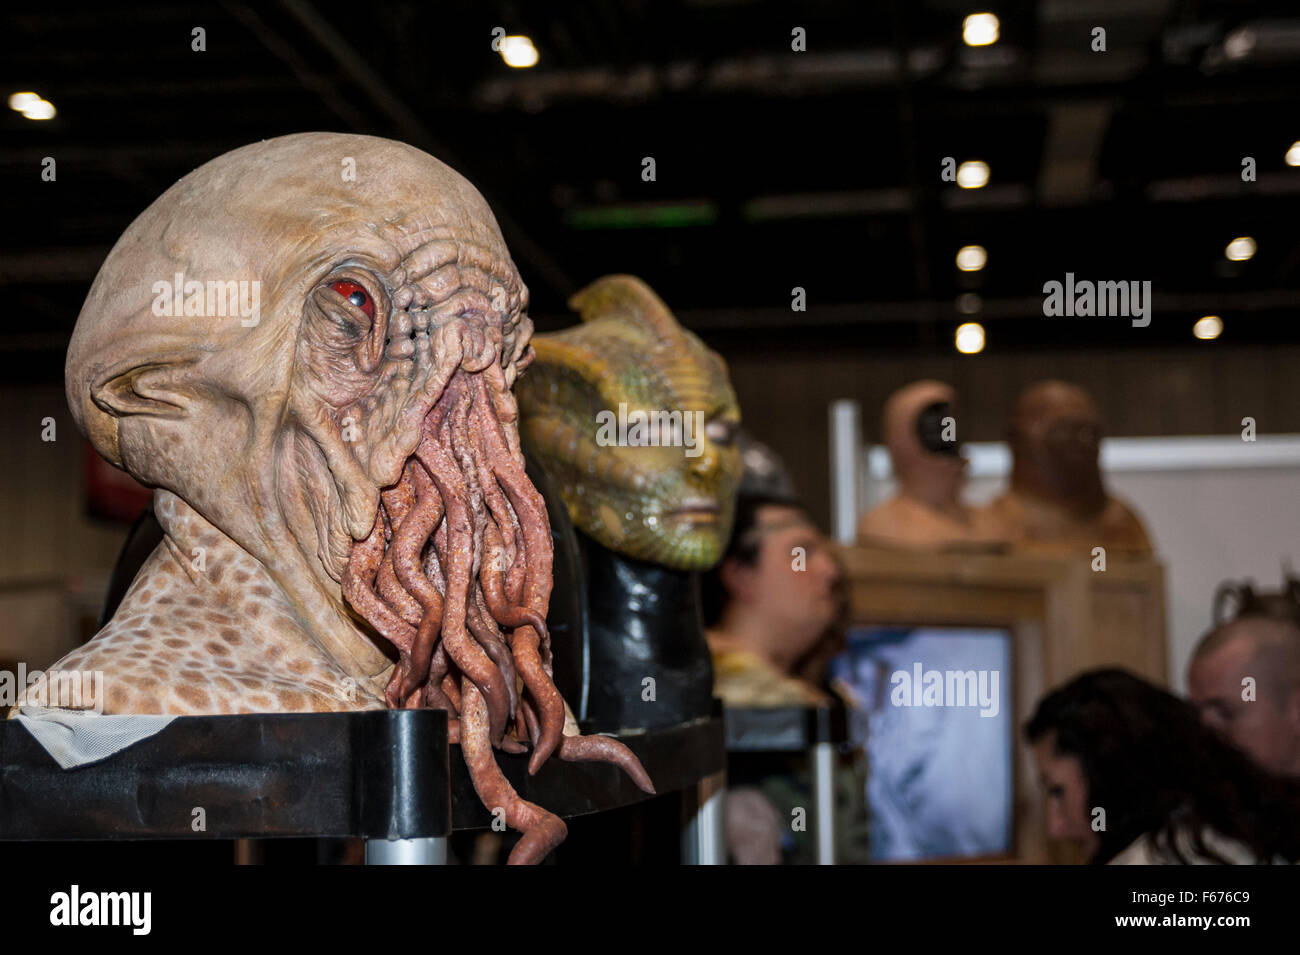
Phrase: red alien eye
[{"left": 329, "top": 280, "right": 375, "bottom": 321}]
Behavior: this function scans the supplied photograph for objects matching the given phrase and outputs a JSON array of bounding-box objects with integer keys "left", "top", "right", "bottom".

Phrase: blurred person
[
  {"left": 702, "top": 492, "right": 842, "bottom": 706},
  {"left": 986, "top": 381, "right": 1152, "bottom": 555},
  {"left": 1187, "top": 616, "right": 1300, "bottom": 778},
  {"left": 1212, "top": 571, "right": 1300, "bottom": 629},
  {"left": 701, "top": 488, "right": 868, "bottom": 864},
  {"left": 1026, "top": 668, "right": 1300, "bottom": 864}
]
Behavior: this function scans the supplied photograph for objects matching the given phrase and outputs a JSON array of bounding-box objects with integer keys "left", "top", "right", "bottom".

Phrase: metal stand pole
[
  {"left": 811, "top": 742, "right": 836, "bottom": 865},
  {"left": 828, "top": 400, "right": 862, "bottom": 545},
  {"left": 233, "top": 839, "right": 262, "bottom": 865},
  {"left": 681, "top": 771, "right": 726, "bottom": 864},
  {"left": 364, "top": 836, "right": 448, "bottom": 865}
]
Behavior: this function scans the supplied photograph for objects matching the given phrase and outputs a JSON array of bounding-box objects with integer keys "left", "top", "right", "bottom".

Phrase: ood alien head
[
  {"left": 1008, "top": 380, "right": 1105, "bottom": 502},
  {"left": 66, "top": 131, "right": 532, "bottom": 604},
  {"left": 514, "top": 275, "right": 742, "bottom": 571},
  {"left": 54, "top": 136, "right": 657, "bottom": 856}
]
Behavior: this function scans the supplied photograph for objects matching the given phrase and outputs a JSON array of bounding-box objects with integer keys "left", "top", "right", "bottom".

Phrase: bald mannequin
[
  {"left": 857, "top": 380, "right": 1004, "bottom": 549},
  {"left": 985, "top": 380, "right": 1152, "bottom": 555},
  {"left": 1187, "top": 617, "right": 1300, "bottom": 778}
]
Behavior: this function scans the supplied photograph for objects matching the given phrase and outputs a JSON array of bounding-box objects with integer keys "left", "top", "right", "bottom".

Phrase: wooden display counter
[{"left": 839, "top": 545, "right": 1167, "bottom": 864}]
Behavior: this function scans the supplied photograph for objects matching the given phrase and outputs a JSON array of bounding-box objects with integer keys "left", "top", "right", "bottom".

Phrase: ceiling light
[
  {"left": 1286, "top": 141, "right": 1300, "bottom": 166},
  {"left": 957, "top": 160, "right": 990, "bottom": 189},
  {"left": 8, "top": 91, "right": 55, "bottom": 120},
  {"left": 1193, "top": 315, "right": 1223, "bottom": 340},
  {"left": 963, "top": 13, "right": 1000, "bottom": 47},
  {"left": 956, "top": 244, "right": 987, "bottom": 271},
  {"left": 1225, "top": 236, "right": 1256, "bottom": 261},
  {"left": 499, "top": 35, "right": 539, "bottom": 68},
  {"left": 20, "top": 99, "right": 55, "bottom": 120},
  {"left": 956, "top": 322, "right": 986, "bottom": 354}
]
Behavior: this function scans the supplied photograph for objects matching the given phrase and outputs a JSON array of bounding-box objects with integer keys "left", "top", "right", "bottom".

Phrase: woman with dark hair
[{"left": 1026, "top": 668, "right": 1300, "bottom": 864}]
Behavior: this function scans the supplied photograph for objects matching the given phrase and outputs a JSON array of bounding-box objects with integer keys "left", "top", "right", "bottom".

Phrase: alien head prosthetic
[
  {"left": 514, "top": 275, "right": 741, "bottom": 731},
  {"left": 857, "top": 380, "right": 1004, "bottom": 548},
  {"left": 514, "top": 275, "right": 743, "bottom": 571},
  {"left": 53, "top": 133, "right": 650, "bottom": 863},
  {"left": 986, "top": 380, "right": 1153, "bottom": 555}
]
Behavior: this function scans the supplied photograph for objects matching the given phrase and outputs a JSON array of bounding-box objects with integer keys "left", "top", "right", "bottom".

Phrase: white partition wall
[{"left": 861, "top": 436, "right": 1300, "bottom": 693}]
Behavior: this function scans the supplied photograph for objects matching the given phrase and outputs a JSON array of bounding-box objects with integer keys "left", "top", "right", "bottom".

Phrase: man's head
[
  {"left": 1008, "top": 380, "right": 1104, "bottom": 502},
  {"left": 701, "top": 494, "right": 841, "bottom": 667},
  {"left": 1187, "top": 616, "right": 1300, "bottom": 778},
  {"left": 881, "top": 380, "right": 964, "bottom": 502}
]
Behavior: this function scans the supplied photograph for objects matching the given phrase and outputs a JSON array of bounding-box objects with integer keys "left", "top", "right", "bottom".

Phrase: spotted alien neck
[{"left": 149, "top": 489, "right": 394, "bottom": 695}]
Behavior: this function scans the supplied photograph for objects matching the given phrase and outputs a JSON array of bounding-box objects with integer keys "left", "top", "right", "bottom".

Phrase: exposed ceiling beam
[{"left": 272, "top": 0, "right": 576, "bottom": 301}]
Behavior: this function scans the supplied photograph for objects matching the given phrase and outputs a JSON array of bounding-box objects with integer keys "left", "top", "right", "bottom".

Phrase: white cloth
[{"left": 13, "top": 706, "right": 177, "bottom": 769}]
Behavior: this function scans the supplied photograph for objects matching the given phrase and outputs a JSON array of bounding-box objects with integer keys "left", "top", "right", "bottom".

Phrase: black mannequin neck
[{"left": 575, "top": 530, "right": 714, "bottom": 731}]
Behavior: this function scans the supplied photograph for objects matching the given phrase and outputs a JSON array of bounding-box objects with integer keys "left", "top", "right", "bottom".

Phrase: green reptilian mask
[{"left": 515, "top": 275, "right": 742, "bottom": 570}]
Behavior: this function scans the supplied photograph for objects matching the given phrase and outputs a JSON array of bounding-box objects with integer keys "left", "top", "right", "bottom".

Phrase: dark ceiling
[{"left": 5, "top": 0, "right": 1300, "bottom": 380}]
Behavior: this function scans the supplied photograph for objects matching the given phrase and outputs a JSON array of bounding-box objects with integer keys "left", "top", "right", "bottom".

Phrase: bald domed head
[
  {"left": 881, "top": 380, "right": 963, "bottom": 494},
  {"left": 65, "top": 132, "right": 531, "bottom": 564},
  {"left": 66, "top": 133, "right": 517, "bottom": 473},
  {"left": 1008, "top": 380, "right": 1104, "bottom": 499},
  {"left": 1011, "top": 381, "right": 1100, "bottom": 436}
]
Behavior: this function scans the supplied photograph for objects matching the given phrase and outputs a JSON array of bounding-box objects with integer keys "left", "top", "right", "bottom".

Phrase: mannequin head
[
  {"left": 1008, "top": 380, "right": 1105, "bottom": 508},
  {"left": 882, "top": 380, "right": 965, "bottom": 507}
]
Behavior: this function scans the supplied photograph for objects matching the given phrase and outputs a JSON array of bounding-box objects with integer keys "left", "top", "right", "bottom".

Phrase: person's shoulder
[
  {"left": 1109, "top": 828, "right": 1265, "bottom": 865},
  {"left": 1107, "top": 834, "right": 1160, "bottom": 865}
]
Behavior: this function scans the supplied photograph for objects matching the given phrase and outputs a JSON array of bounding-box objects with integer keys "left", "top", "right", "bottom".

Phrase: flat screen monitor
[{"left": 830, "top": 625, "right": 1014, "bottom": 862}]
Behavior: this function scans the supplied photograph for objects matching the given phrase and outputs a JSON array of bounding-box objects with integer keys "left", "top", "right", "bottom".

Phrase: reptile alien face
[{"left": 515, "top": 275, "right": 743, "bottom": 571}]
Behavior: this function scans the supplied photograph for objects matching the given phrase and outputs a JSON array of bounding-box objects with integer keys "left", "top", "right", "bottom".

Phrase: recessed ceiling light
[
  {"left": 1193, "top": 315, "right": 1223, "bottom": 340},
  {"left": 21, "top": 99, "right": 55, "bottom": 120},
  {"left": 956, "top": 322, "right": 986, "bottom": 354},
  {"left": 963, "top": 13, "right": 1000, "bottom": 47},
  {"left": 957, "top": 160, "right": 990, "bottom": 189},
  {"left": 1225, "top": 236, "right": 1256, "bottom": 262},
  {"left": 499, "top": 35, "right": 539, "bottom": 68},
  {"left": 956, "top": 244, "right": 987, "bottom": 271},
  {"left": 1286, "top": 141, "right": 1300, "bottom": 167},
  {"left": 8, "top": 91, "right": 55, "bottom": 120}
]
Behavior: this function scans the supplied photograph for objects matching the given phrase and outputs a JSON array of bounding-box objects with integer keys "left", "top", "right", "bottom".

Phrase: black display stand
[
  {"left": 0, "top": 708, "right": 726, "bottom": 864},
  {"left": 723, "top": 703, "right": 846, "bottom": 752}
]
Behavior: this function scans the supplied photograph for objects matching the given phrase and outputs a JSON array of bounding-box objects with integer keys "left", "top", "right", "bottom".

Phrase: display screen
[{"left": 830, "top": 626, "right": 1014, "bottom": 861}]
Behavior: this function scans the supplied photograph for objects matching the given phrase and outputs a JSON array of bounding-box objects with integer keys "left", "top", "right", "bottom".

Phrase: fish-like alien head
[
  {"left": 515, "top": 275, "right": 742, "bottom": 570},
  {"left": 65, "top": 132, "right": 531, "bottom": 666}
]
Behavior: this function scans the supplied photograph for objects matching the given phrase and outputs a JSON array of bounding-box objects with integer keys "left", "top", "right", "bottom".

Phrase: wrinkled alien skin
[{"left": 514, "top": 275, "right": 743, "bottom": 571}]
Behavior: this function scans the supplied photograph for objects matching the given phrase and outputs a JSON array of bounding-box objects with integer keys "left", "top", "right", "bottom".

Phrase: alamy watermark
[
  {"left": 889, "top": 663, "right": 1000, "bottom": 718},
  {"left": 1042, "top": 273, "right": 1151, "bottom": 328},
  {"left": 1, "top": 664, "right": 105, "bottom": 713},
  {"left": 49, "top": 885, "right": 150, "bottom": 935},
  {"left": 595, "top": 403, "right": 705, "bottom": 457},
  {"left": 151, "top": 271, "right": 261, "bottom": 327}
]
